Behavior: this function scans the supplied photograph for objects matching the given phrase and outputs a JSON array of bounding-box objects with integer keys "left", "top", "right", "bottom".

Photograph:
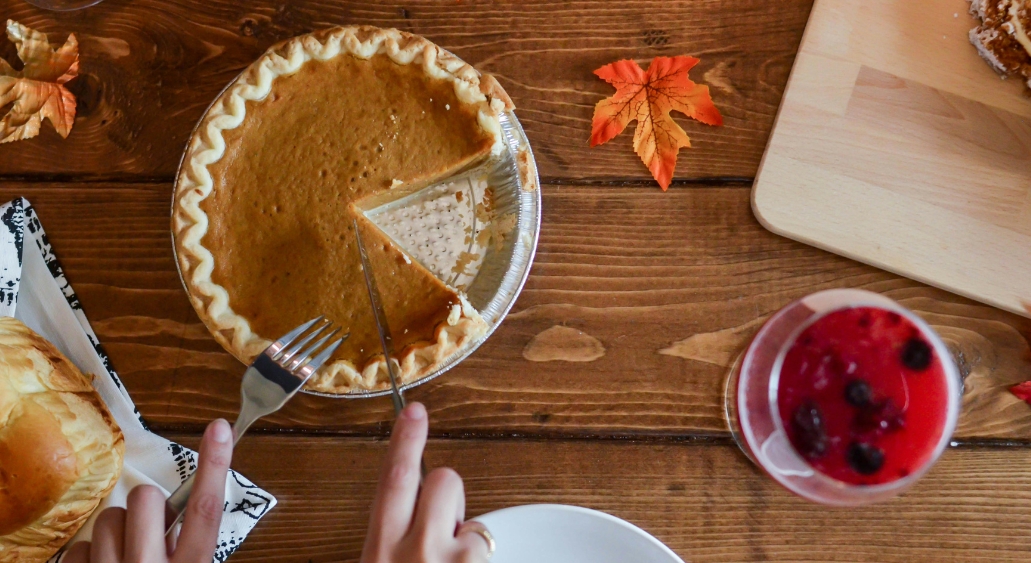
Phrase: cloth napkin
[{"left": 0, "top": 198, "right": 275, "bottom": 562}]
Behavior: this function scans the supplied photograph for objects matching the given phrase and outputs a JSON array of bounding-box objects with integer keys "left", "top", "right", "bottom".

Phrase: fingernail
[
  {"left": 403, "top": 402, "right": 426, "bottom": 420},
  {"left": 210, "top": 419, "right": 232, "bottom": 443}
]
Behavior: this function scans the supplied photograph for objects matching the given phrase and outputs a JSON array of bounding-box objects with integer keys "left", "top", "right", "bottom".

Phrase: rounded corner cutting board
[{"left": 753, "top": 0, "right": 1031, "bottom": 318}]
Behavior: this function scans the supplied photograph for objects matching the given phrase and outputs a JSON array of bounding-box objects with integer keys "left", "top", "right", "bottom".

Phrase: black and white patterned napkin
[{"left": 0, "top": 198, "right": 275, "bottom": 562}]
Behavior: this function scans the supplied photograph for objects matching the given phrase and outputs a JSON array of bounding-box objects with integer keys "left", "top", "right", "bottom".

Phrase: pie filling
[{"left": 177, "top": 27, "right": 509, "bottom": 392}]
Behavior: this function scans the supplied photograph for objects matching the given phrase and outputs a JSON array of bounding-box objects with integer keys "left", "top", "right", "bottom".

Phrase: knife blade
[
  {"left": 353, "top": 220, "right": 428, "bottom": 479},
  {"left": 353, "top": 218, "right": 406, "bottom": 415}
]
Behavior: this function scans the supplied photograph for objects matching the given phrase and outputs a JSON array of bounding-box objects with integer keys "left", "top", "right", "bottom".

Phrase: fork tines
[{"left": 271, "top": 317, "right": 347, "bottom": 375}]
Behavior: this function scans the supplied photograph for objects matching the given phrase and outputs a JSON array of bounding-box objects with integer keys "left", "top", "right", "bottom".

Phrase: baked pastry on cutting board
[
  {"left": 969, "top": 0, "right": 1031, "bottom": 90},
  {"left": 0, "top": 317, "right": 124, "bottom": 563}
]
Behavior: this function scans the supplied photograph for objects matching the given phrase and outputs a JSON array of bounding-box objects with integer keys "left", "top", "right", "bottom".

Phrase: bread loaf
[{"left": 0, "top": 317, "right": 124, "bottom": 563}]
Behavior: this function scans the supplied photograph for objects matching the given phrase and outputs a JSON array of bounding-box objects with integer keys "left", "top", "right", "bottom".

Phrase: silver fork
[{"left": 163, "top": 317, "right": 346, "bottom": 535}]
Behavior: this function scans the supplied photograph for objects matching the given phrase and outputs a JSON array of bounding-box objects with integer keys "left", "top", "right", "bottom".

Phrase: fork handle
[
  {"left": 163, "top": 472, "right": 196, "bottom": 535},
  {"left": 163, "top": 409, "right": 258, "bottom": 536}
]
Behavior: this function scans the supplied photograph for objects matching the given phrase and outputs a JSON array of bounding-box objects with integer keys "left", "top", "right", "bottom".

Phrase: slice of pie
[
  {"left": 969, "top": 0, "right": 1031, "bottom": 92},
  {"left": 173, "top": 26, "right": 515, "bottom": 393}
]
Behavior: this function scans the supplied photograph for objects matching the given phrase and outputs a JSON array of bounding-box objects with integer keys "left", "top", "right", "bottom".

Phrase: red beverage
[
  {"left": 776, "top": 307, "right": 951, "bottom": 485},
  {"left": 728, "top": 289, "right": 960, "bottom": 505}
]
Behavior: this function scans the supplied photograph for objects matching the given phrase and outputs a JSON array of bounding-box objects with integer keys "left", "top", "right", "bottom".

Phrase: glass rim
[
  {"left": 769, "top": 299, "right": 961, "bottom": 495},
  {"left": 22, "top": 0, "right": 104, "bottom": 11},
  {"left": 737, "top": 290, "right": 962, "bottom": 503}
]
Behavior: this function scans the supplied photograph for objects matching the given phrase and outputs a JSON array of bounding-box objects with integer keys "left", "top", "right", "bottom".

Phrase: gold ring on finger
[{"left": 457, "top": 520, "right": 496, "bottom": 559}]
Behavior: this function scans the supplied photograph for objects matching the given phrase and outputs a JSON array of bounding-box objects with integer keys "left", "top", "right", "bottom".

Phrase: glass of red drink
[{"left": 725, "top": 289, "right": 961, "bottom": 505}]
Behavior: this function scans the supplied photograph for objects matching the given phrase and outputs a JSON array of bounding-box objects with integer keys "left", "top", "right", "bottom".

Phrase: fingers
[
  {"left": 91, "top": 507, "right": 126, "bottom": 562},
  {"left": 123, "top": 485, "right": 168, "bottom": 562},
  {"left": 365, "top": 402, "right": 428, "bottom": 549},
  {"left": 174, "top": 418, "right": 232, "bottom": 563},
  {"left": 358, "top": 404, "right": 488, "bottom": 563},
  {"left": 62, "top": 541, "right": 91, "bottom": 563},
  {"left": 412, "top": 468, "right": 465, "bottom": 542}
]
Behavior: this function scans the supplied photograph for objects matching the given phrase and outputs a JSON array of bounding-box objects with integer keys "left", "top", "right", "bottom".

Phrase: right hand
[{"left": 359, "top": 402, "right": 492, "bottom": 563}]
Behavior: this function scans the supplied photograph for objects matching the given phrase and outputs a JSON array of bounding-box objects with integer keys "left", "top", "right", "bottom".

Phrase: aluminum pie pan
[
  {"left": 309, "top": 110, "right": 540, "bottom": 398},
  {"left": 172, "top": 104, "right": 541, "bottom": 399}
]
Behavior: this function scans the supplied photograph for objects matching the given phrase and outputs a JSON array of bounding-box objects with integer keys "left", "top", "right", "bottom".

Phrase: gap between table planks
[
  {"left": 0, "top": 0, "right": 812, "bottom": 180},
  {"left": 166, "top": 433, "right": 1031, "bottom": 563},
  {"left": 2, "top": 182, "right": 1028, "bottom": 441},
  {"left": 7, "top": 2, "right": 1030, "bottom": 560}
]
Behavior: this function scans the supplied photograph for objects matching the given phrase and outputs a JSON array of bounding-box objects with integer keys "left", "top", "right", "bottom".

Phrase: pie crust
[{"left": 172, "top": 26, "right": 513, "bottom": 393}]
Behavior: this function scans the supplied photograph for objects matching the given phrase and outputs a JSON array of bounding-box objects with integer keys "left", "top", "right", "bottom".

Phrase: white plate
[{"left": 473, "top": 504, "right": 685, "bottom": 563}]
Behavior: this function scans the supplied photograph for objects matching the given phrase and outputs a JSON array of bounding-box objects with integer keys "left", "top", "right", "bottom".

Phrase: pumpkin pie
[{"left": 172, "top": 26, "right": 514, "bottom": 393}]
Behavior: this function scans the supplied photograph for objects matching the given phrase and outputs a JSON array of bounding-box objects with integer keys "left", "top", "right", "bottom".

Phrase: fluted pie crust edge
[{"left": 171, "top": 26, "right": 513, "bottom": 393}]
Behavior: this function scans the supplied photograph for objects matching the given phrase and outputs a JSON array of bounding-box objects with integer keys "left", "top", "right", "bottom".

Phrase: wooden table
[{"left": 4, "top": 1, "right": 1031, "bottom": 560}]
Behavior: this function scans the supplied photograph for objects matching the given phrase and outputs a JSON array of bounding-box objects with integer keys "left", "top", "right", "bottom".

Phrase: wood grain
[
  {"left": 164, "top": 434, "right": 1031, "bottom": 562},
  {"left": 0, "top": 0, "right": 812, "bottom": 181},
  {"left": 752, "top": 0, "right": 1031, "bottom": 317},
  {"left": 6, "top": 182, "right": 1029, "bottom": 440},
  {"left": 11, "top": 4, "right": 1029, "bottom": 560}
]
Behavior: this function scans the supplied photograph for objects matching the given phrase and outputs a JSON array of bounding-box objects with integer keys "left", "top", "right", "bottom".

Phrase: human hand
[
  {"left": 360, "top": 402, "right": 493, "bottom": 563},
  {"left": 64, "top": 418, "right": 234, "bottom": 563}
]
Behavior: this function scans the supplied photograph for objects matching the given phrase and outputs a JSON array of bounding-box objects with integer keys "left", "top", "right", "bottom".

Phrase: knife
[
  {"left": 353, "top": 219, "right": 427, "bottom": 477},
  {"left": 353, "top": 219, "right": 406, "bottom": 414}
]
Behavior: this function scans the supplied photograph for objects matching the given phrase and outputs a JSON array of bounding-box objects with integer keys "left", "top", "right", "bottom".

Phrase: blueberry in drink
[{"left": 776, "top": 307, "right": 951, "bottom": 485}]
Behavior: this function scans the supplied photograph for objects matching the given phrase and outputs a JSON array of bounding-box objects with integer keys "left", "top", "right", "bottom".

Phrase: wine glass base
[
  {"left": 722, "top": 350, "right": 756, "bottom": 465},
  {"left": 23, "top": 0, "right": 104, "bottom": 11}
]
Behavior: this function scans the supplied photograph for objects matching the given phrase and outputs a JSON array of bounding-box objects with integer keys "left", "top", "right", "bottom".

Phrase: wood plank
[
  {"left": 163, "top": 434, "right": 1031, "bottom": 562},
  {"left": 0, "top": 0, "right": 812, "bottom": 180},
  {"left": 5, "top": 182, "right": 1029, "bottom": 440}
]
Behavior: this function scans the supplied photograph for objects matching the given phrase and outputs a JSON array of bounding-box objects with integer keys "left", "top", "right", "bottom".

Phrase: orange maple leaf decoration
[
  {"left": 1007, "top": 303, "right": 1031, "bottom": 405},
  {"left": 590, "top": 56, "right": 722, "bottom": 190},
  {"left": 0, "top": 20, "right": 79, "bottom": 144}
]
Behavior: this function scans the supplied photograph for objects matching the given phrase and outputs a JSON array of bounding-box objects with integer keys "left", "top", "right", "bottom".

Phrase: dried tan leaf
[{"left": 0, "top": 20, "right": 79, "bottom": 144}]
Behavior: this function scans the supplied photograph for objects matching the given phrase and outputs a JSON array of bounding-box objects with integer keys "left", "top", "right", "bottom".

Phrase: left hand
[{"left": 63, "top": 418, "right": 234, "bottom": 563}]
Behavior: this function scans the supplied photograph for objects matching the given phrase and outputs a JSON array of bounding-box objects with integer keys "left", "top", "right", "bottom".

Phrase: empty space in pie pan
[
  {"left": 320, "top": 111, "right": 541, "bottom": 398},
  {"left": 172, "top": 108, "right": 541, "bottom": 399}
]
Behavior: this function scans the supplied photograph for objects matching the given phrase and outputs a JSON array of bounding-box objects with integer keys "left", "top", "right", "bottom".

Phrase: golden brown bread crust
[
  {"left": 0, "top": 317, "right": 124, "bottom": 563},
  {"left": 0, "top": 401, "right": 78, "bottom": 536},
  {"left": 969, "top": 0, "right": 1031, "bottom": 91}
]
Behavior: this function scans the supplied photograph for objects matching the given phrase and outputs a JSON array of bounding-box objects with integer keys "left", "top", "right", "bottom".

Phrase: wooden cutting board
[{"left": 753, "top": 0, "right": 1031, "bottom": 317}]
